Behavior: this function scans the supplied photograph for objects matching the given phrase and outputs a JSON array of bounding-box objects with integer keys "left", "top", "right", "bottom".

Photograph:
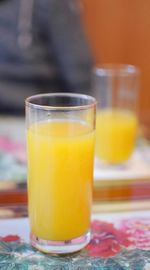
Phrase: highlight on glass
[{"left": 26, "top": 93, "right": 96, "bottom": 254}]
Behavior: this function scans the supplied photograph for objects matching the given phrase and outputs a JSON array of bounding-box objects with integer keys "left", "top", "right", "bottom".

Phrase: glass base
[{"left": 30, "top": 231, "right": 91, "bottom": 254}]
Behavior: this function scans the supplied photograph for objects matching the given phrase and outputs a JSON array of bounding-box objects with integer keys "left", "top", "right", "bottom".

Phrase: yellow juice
[
  {"left": 96, "top": 109, "right": 138, "bottom": 163},
  {"left": 27, "top": 120, "right": 95, "bottom": 241}
]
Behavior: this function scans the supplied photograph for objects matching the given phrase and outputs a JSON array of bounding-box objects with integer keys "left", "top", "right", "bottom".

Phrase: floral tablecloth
[{"left": 0, "top": 216, "right": 150, "bottom": 269}]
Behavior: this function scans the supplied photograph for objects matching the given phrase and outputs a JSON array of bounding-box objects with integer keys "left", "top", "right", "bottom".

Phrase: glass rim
[
  {"left": 94, "top": 63, "right": 140, "bottom": 76},
  {"left": 25, "top": 92, "right": 97, "bottom": 111}
]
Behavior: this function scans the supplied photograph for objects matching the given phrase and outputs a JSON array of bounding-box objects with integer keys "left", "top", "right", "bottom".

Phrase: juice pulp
[
  {"left": 96, "top": 109, "right": 138, "bottom": 163},
  {"left": 27, "top": 120, "right": 95, "bottom": 241}
]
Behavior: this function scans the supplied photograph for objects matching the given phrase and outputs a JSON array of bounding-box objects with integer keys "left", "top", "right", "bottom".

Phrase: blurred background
[
  {"left": 81, "top": 0, "right": 150, "bottom": 139},
  {"left": 0, "top": 0, "right": 93, "bottom": 114},
  {"left": 0, "top": 0, "right": 150, "bottom": 216},
  {"left": 0, "top": 0, "right": 149, "bottom": 136}
]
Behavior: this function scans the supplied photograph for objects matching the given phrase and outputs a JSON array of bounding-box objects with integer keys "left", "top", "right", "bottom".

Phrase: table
[{"left": 0, "top": 211, "right": 150, "bottom": 269}]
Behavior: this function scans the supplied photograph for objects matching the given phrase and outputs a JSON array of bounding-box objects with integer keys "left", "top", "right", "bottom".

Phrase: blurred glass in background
[{"left": 93, "top": 64, "right": 139, "bottom": 165}]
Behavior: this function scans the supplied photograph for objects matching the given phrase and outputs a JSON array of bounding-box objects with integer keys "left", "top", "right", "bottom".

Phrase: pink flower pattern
[
  {"left": 1, "top": 218, "right": 150, "bottom": 257},
  {"left": 119, "top": 217, "right": 150, "bottom": 250},
  {"left": 86, "top": 220, "right": 132, "bottom": 257}
]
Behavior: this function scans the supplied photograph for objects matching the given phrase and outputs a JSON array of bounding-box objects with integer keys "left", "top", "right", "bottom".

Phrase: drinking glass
[
  {"left": 93, "top": 64, "right": 139, "bottom": 164},
  {"left": 26, "top": 93, "right": 96, "bottom": 254}
]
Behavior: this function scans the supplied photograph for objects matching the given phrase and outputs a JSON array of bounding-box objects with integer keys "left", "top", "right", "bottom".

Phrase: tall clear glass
[
  {"left": 26, "top": 93, "right": 96, "bottom": 254},
  {"left": 93, "top": 64, "right": 139, "bottom": 164}
]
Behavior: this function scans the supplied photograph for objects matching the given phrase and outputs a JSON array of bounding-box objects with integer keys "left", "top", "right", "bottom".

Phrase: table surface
[{"left": 0, "top": 210, "right": 150, "bottom": 269}]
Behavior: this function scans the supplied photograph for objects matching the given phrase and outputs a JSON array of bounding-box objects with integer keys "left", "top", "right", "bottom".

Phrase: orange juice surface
[
  {"left": 96, "top": 109, "right": 138, "bottom": 163},
  {"left": 27, "top": 120, "right": 95, "bottom": 241}
]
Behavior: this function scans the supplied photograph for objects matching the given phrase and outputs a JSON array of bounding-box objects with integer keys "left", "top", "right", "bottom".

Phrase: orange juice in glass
[
  {"left": 96, "top": 109, "right": 138, "bottom": 163},
  {"left": 93, "top": 64, "right": 139, "bottom": 164},
  {"left": 26, "top": 93, "right": 96, "bottom": 254}
]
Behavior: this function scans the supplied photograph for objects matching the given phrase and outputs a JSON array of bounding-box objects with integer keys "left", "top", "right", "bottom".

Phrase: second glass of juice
[
  {"left": 26, "top": 93, "right": 96, "bottom": 254},
  {"left": 93, "top": 64, "right": 139, "bottom": 164}
]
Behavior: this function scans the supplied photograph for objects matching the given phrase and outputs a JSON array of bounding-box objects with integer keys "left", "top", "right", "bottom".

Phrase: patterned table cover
[{"left": 0, "top": 217, "right": 150, "bottom": 269}]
